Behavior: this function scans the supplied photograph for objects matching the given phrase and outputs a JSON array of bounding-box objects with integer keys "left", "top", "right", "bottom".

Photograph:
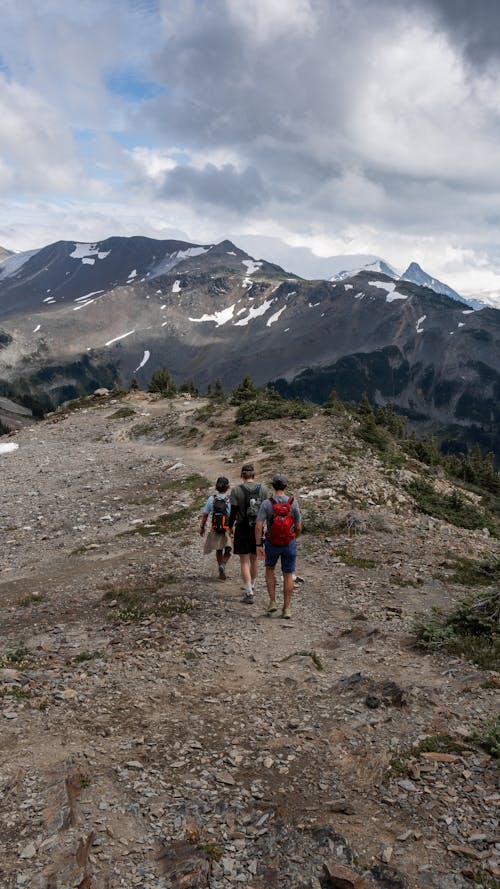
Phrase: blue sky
[{"left": 1, "top": 0, "right": 500, "bottom": 294}]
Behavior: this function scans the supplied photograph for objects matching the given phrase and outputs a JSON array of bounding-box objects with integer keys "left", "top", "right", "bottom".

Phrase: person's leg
[
  {"left": 249, "top": 554, "right": 259, "bottom": 587},
  {"left": 240, "top": 553, "right": 254, "bottom": 601},
  {"left": 280, "top": 540, "right": 297, "bottom": 617},
  {"left": 265, "top": 566, "right": 276, "bottom": 599},
  {"left": 216, "top": 549, "right": 226, "bottom": 580},
  {"left": 283, "top": 572, "right": 294, "bottom": 609},
  {"left": 264, "top": 542, "right": 279, "bottom": 612}
]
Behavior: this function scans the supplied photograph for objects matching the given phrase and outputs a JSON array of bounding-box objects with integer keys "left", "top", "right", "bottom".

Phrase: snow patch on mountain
[
  {"left": 134, "top": 350, "right": 150, "bottom": 372},
  {"left": 242, "top": 259, "right": 262, "bottom": 275},
  {"left": 234, "top": 298, "right": 273, "bottom": 326},
  {"left": 150, "top": 246, "right": 211, "bottom": 278},
  {"left": 105, "top": 330, "right": 135, "bottom": 346},
  {"left": 0, "top": 442, "right": 18, "bottom": 455},
  {"left": 172, "top": 280, "right": 181, "bottom": 293},
  {"left": 70, "top": 244, "right": 110, "bottom": 261},
  {"left": 266, "top": 305, "right": 286, "bottom": 327},
  {"left": 416, "top": 315, "right": 426, "bottom": 333},
  {"left": 189, "top": 304, "right": 235, "bottom": 327}
]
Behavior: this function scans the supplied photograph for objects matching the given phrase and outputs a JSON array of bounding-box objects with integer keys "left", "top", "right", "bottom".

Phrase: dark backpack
[
  {"left": 212, "top": 495, "right": 229, "bottom": 534},
  {"left": 267, "top": 496, "right": 295, "bottom": 546},
  {"left": 242, "top": 484, "right": 262, "bottom": 526}
]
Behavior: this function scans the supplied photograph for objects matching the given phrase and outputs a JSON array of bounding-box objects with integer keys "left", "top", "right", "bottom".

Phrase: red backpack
[{"left": 267, "top": 497, "right": 295, "bottom": 546}]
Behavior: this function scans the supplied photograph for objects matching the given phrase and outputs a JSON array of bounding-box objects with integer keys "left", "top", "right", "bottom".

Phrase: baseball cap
[{"left": 272, "top": 473, "right": 288, "bottom": 488}]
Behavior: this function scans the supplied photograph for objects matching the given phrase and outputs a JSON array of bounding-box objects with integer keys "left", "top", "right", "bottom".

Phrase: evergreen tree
[
  {"left": 213, "top": 378, "right": 225, "bottom": 402},
  {"left": 148, "top": 368, "right": 177, "bottom": 397},
  {"left": 130, "top": 376, "right": 139, "bottom": 391}
]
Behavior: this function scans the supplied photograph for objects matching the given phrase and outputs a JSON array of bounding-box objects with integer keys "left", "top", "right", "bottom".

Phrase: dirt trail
[{"left": 0, "top": 393, "right": 497, "bottom": 889}]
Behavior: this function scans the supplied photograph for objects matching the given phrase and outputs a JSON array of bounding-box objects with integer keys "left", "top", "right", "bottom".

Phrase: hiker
[
  {"left": 199, "top": 476, "right": 232, "bottom": 580},
  {"left": 255, "top": 473, "right": 302, "bottom": 619},
  {"left": 228, "top": 463, "right": 269, "bottom": 604}
]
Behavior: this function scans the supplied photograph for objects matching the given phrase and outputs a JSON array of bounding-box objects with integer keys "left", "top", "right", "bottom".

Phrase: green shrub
[
  {"left": 471, "top": 715, "right": 500, "bottom": 759},
  {"left": 148, "top": 368, "right": 177, "bottom": 397},
  {"left": 236, "top": 396, "right": 312, "bottom": 425},
  {"left": 413, "top": 590, "right": 500, "bottom": 669},
  {"left": 406, "top": 478, "right": 496, "bottom": 533},
  {"left": 109, "top": 406, "right": 135, "bottom": 419},
  {"left": 440, "top": 555, "right": 500, "bottom": 587}
]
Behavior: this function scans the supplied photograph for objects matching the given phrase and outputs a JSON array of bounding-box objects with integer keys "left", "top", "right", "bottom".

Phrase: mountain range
[{"left": 0, "top": 235, "right": 498, "bottom": 455}]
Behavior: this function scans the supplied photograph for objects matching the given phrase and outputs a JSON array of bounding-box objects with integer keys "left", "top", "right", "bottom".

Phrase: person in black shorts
[{"left": 229, "top": 463, "right": 270, "bottom": 604}]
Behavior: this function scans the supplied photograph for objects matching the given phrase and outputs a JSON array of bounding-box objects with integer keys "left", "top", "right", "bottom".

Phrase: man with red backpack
[{"left": 255, "top": 473, "right": 302, "bottom": 619}]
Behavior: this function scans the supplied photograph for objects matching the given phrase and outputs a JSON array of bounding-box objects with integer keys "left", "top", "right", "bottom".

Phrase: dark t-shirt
[{"left": 230, "top": 481, "right": 270, "bottom": 523}]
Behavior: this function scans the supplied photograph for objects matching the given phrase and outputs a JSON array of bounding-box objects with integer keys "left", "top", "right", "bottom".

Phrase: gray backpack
[{"left": 242, "top": 484, "right": 262, "bottom": 526}]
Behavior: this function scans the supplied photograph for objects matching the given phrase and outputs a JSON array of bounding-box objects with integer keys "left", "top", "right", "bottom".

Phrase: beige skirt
[{"left": 203, "top": 529, "right": 230, "bottom": 554}]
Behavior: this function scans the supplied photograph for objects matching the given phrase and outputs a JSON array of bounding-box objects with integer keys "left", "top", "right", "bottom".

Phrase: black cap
[{"left": 272, "top": 473, "right": 288, "bottom": 489}]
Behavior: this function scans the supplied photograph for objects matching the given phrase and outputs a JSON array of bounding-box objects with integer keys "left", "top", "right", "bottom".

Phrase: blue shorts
[{"left": 264, "top": 538, "right": 297, "bottom": 574}]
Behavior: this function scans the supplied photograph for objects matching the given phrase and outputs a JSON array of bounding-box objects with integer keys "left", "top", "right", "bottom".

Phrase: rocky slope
[{"left": 0, "top": 393, "right": 498, "bottom": 889}]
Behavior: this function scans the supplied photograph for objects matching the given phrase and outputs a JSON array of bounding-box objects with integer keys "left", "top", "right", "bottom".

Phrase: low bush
[
  {"left": 440, "top": 555, "right": 500, "bottom": 587},
  {"left": 414, "top": 590, "right": 500, "bottom": 670},
  {"left": 406, "top": 478, "right": 496, "bottom": 534},
  {"left": 471, "top": 715, "right": 500, "bottom": 759}
]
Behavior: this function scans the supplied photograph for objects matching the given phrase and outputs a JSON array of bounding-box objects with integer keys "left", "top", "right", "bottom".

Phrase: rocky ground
[{"left": 0, "top": 392, "right": 498, "bottom": 889}]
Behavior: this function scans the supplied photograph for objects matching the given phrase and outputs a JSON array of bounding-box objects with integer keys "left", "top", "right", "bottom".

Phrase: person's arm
[
  {"left": 293, "top": 501, "right": 302, "bottom": 537},
  {"left": 200, "top": 496, "right": 212, "bottom": 536},
  {"left": 228, "top": 503, "right": 238, "bottom": 530},
  {"left": 255, "top": 518, "right": 265, "bottom": 559}
]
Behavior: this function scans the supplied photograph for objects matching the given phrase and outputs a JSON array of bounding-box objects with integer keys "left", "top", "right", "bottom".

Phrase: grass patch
[
  {"left": 197, "top": 842, "right": 223, "bottom": 862},
  {"left": 413, "top": 590, "right": 500, "bottom": 670},
  {"left": 335, "top": 546, "right": 377, "bottom": 569},
  {"left": 0, "top": 647, "right": 30, "bottom": 668},
  {"left": 0, "top": 686, "right": 30, "bottom": 699},
  {"left": 406, "top": 478, "right": 497, "bottom": 534},
  {"left": 109, "top": 406, "right": 135, "bottom": 419},
  {"left": 439, "top": 555, "right": 500, "bottom": 587},
  {"left": 470, "top": 715, "right": 500, "bottom": 759},
  {"left": 413, "top": 733, "right": 465, "bottom": 755},
  {"left": 18, "top": 593, "right": 45, "bottom": 607},
  {"left": 121, "top": 506, "right": 195, "bottom": 537},
  {"left": 72, "top": 651, "right": 103, "bottom": 664},
  {"left": 103, "top": 584, "right": 194, "bottom": 622},
  {"left": 282, "top": 650, "right": 323, "bottom": 671}
]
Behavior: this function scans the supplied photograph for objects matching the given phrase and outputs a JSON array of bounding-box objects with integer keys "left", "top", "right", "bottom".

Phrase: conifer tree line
[{"left": 131, "top": 368, "right": 499, "bottom": 484}]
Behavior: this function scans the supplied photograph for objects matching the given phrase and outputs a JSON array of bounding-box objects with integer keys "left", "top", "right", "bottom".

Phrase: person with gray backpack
[{"left": 228, "top": 463, "right": 270, "bottom": 603}]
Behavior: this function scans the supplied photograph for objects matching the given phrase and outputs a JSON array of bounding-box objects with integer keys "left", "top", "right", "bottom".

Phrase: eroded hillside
[{"left": 0, "top": 392, "right": 498, "bottom": 889}]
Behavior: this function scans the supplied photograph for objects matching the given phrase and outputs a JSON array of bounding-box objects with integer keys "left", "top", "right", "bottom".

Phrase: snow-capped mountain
[
  {"left": 400, "top": 262, "right": 464, "bottom": 303},
  {"left": 330, "top": 259, "right": 398, "bottom": 281},
  {"left": 0, "top": 236, "right": 498, "bottom": 456}
]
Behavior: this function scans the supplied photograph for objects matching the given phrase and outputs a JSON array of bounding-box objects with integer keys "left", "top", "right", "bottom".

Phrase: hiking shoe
[
  {"left": 218, "top": 565, "right": 226, "bottom": 581},
  {"left": 266, "top": 600, "right": 278, "bottom": 614},
  {"left": 243, "top": 591, "right": 254, "bottom": 604},
  {"left": 281, "top": 607, "right": 292, "bottom": 619}
]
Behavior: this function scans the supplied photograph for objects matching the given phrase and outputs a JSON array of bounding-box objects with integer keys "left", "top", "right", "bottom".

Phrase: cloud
[
  {"left": 0, "top": 75, "right": 82, "bottom": 192},
  {"left": 2, "top": 0, "right": 500, "bottom": 293}
]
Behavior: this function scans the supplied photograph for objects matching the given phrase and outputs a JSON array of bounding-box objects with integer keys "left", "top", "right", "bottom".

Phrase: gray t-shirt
[
  {"left": 257, "top": 494, "right": 301, "bottom": 530},
  {"left": 230, "top": 481, "right": 270, "bottom": 522}
]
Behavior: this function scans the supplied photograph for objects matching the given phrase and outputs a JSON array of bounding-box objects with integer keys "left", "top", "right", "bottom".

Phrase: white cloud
[{"left": 0, "top": 76, "right": 82, "bottom": 193}]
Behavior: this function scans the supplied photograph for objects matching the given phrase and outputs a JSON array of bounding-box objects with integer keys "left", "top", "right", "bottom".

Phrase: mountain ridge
[{"left": 0, "top": 235, "right": 498, "bottom": 457}]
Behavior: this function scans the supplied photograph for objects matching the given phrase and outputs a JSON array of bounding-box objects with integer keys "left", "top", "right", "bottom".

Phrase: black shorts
[{"left": 233, "top": 522, "right": 257, "bottom": 555}]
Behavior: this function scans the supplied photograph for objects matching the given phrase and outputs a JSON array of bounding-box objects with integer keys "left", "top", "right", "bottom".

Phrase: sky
[{"left": 1, "top": 0, "right": 500, "bottom": 294}]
